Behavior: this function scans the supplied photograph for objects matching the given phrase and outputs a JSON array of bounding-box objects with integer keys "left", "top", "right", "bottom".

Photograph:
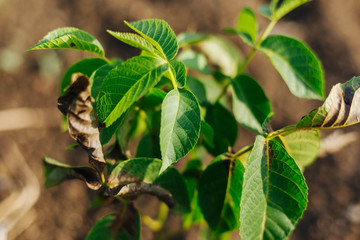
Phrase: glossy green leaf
[
  {"left": 235, "top": 8, "right": 257, "bottom": 44},
  {"left": 154, "top": 167, "right": 191, "bottom": 214},
  {"left": 60, "top": 58, "right": 107, "bottom": 96},
  {"left": 270, "top": 0, "right": 312, "bottom": 21},
  {"left": 86, "top": 205, "right": 140, "bottom": 240},
  {"left": 170, "top": 60, "right": 187, "bottom": 88},
  {"left": 297, "top": 76, "right": 360, "bottom": 128},
  {"left": 205, "top": 102, "right": 238, "bottom": 156},
  {"left": 259, "top": 35, "right": 324, "bottom": 100},
  {"left": 97, "top": 56, "right": 169, "bottom": 127},
  {"left": 107, "top": 31, "right": 158, "bottom": 55},
  {"left": 108, "top": 158, "right": 162, "bottom": 192},
  {"left": 198, "top": 35, "right": 243, "bottom": 77},
  {"left": 28, "top": 27, "right": 105, "bottom": 57},
  {"left": 176, "top": 49, "right": 212, "bottom": 74},
  {"left": 198, "top": 158, "right": 245, "bottom": 235},
  {"left": 230, "top": 74, "right": 271, "bottom": 133},
  {"left": 240, "top": 135, "right": 308, "bottom": 240},
  {"left": 177, "top": 32, "right": 208, "bottom": 47},
  {"left": 160, "top": 89, "right": 201, "bottom": 172},
  {"left": 125, "top": 19, "right": 178, "bottom": 60},
  {"left": 278, "top": 129, "right": 320, "bottom": 169},
  {"left": 43, "top": 156, "right": 101, "bottom": 190}
]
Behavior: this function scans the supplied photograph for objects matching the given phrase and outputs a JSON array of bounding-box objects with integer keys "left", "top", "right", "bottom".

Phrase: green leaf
[
  {"left": 270, "top": 0, "right": 312, "bottom": 21},
  {"left": 86, "top": 205, "right": 140, "bottom": 240},
  {"left": 28, "top": 27, "right": 105, "bottom": 57},
  {"left": 91, "top": 64, "right": 116, "bottom": 102},
  {"left": 235, "top": 8, "right": 257, "bottom": 44},
  {"left": 278, "top": 129, "right": 320, "bottom": 170},
  {"left": 135, "top": 134, "right": 161, "bottom": 159},
  {"left": 160, "top": 89, "right": 201, "bottom": 172},
  {"left": 200, "top": 120, "right": 215, "bottom": 149},
  {"left": 230, "top": 74, "right": 271, "bottom": 133},
  {"left": 60, "top": 58, "right": 107, "bottom": 96},
  {"left": 187, "top": 76, "right": 208, "bottom": 106},
  {"left": 176, "top": 49, "right": 213, "bottom": 74},
  {"left": 43, "top": 156, "right": 101, "bottom": 190},
  {"left": 107, "top": 31, "right": 160, "bottom": 57},
  {"left": 100, "top": 112, "right": 127, "bottom": 145},
  {"left": 297, "top": 76, "right": 360, "bottom": 128},
  {"left": 97, "top": 56, "right": 169, "bottom": 127},
  {"left": 205, "top": 102, "right": 238, "bottom": 156},
  {"left": 170, "top": 60, "right": 187, "bottom": 88},
  {"left": 125, "top": 19, "right": 178, "bottom": 60},
  {"left": 177, "top": 32, "right": 208, "bottom": 47},
  {"left": 240, "top": 135, "right": 308, "bottom": 240},
  {"left": 198, "top": 158, "right": 245, "bottom": 235},
  {"left": 154, "top": 167, "right": 191, "bottom": 214},
  {"left": 108, "top": 158, "right": 162, "bottom": 192},
  {"left": 259, "top": 5, "right": 272, "bottom": 19},
  {"left": 259, "top": 35, "right": 325, "bottom": 100},
  {"left": 198, "top": 35, "right": 243, "bottom": 77}
]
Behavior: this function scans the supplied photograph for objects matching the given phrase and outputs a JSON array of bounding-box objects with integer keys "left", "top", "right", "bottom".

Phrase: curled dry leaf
[
  {"left": 57, "top": 73, "right": 105, "bottom": 172},
  {"left": 297, "top": 76, "right": 360, "bottom": 128}
]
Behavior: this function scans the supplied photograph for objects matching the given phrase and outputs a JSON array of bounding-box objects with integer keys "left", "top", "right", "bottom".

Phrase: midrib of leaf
[{"left": 163, "top": 91, "right": 181, "bottom": 161}]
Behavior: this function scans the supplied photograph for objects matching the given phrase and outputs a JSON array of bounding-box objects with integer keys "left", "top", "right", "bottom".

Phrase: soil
[{"left": 1, "top": 0, "right": 360, "bottom": 239}]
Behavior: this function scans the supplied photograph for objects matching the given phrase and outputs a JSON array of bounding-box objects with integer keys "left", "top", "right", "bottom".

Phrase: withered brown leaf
[{"left": 57, "top": 73, "right": 105, "bottom": 172}]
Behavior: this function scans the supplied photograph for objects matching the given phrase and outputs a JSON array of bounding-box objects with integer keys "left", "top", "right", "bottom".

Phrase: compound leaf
[
  {"left": 28, "top": 27, "right": 105, "bottom": 57},
  {"left": 86, "top": 205, "right": 140, "bottom": 240},
  {"left": 297, "top": 76, "right": 360, "bottom": 128},
  {"left": 160, "top": 89, "right": 201, "bottom": 172},
  {"left": 97, "top": 56, "right": 169, "bottom": 127},
  {"left": 198, "top": 158, "right": 245, "bottom": 235},
  {"left": 125, "top": 19, "right": 178, "bottom": 60},
  {"left": 259, "top": 35, "right": 324, "bottom": 100},
  {"left": 230, "top": 74, "right": 271, "bottom": 133},
  {"left": 240, "top": 136, "right": 308, "bottom": 240},
  {"left": 43, "top": 156, "right": 101, "bottom": 190}
]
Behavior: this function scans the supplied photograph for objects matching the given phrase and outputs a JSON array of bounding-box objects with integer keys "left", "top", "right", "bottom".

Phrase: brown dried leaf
[{"left": 57, "top": 73, "right": 105, "bottom": 172}]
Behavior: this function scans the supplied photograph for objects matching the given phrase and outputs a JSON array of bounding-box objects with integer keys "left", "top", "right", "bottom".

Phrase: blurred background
[{"left": 1, "top": 0, "right": 360, "bottom": 239}]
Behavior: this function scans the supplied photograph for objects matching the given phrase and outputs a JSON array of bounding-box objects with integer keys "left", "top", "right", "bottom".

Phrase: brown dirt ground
[{"left": 1, "top": 0, "right": 360, "bottom": 239}]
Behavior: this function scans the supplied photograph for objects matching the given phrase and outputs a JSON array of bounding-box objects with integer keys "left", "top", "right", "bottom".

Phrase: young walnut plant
[{"left": 29, "top": 0, "right": 360, "bottom": 239}]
